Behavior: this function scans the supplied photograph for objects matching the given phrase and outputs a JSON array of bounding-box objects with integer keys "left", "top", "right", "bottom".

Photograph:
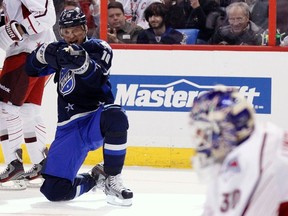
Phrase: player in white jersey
[
  {"left": 190, "top": 86, "right": 288, "bottom": 216},
  {"left": 0, "top": 0, "right": 56, "bottom": 190},
  {"left": 116, "top": 0, "right": 162, "bottom": 29}
]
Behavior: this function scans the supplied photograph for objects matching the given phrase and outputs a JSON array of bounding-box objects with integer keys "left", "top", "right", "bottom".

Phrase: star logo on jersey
[
  {"left": 65, "top": 103, "right": 74, "bottom": 112},
  {"left": 36, "top": 41, "right": 42, "bottom": 48}
]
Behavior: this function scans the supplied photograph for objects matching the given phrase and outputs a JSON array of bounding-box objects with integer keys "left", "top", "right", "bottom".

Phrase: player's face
[
  {"left": 60, "top": 25, "right": 87, "bottom": 45},
  {"left": 108, "top": 8, "right": 126, "bottom": 30},
  {"left": 228, "top": 8, "right": 249, "bottom": 34},
  {"left": 148, "top": 15, "right": 165, "bottom": 29}
]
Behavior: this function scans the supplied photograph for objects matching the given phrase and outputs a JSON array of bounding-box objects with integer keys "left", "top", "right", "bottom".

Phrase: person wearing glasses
[{"left": 209, "top": 2, "right": 264, "bottom": 45}]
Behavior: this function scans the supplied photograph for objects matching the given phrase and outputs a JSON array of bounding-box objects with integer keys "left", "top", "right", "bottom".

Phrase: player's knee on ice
[{"left": 40, "top": 174, "right": 95, "bottom": 201}]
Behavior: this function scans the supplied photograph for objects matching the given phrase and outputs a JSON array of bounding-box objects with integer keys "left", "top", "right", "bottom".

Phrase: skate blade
[
  {"left": 106, "top": 195, "right": 132, "bottom": 207},
  {"left": 25, "top": 177, "right": 44, "bottom": 188},
  {"left": 0, "top": 179, "right": 27, "bottom": 190}
]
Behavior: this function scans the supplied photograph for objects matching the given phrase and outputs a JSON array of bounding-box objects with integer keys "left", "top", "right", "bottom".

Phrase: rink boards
[{"left": 0, "top": 48, "right": 287, "bottom": 168}]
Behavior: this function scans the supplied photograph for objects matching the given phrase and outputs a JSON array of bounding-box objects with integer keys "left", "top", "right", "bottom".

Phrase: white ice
[{"left": 0, "top": 165, "right": 207, "bottom": 216}]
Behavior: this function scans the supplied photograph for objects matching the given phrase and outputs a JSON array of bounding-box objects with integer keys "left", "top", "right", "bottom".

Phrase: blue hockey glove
[
  {"left": 35, "top": 42, "right": 65, "bottom": 69},
  {"left": 57, "top": 44, "right": 90, "bottom": 74}
]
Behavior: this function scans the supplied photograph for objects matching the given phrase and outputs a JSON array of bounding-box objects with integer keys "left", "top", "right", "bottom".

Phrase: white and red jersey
[
  {"left": 202, "top": 122, "right": 288, "bottom": 216},
  {"left": 2, "top": 0, "right": 56, "bottom": 57},
  {"left": 116, "top": 0, "right": 162, "bottom": 29}
]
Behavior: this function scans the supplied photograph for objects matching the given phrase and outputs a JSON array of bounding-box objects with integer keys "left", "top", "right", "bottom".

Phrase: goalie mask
[{"left": 190, "top": 86, "right": 255, "bottom": 173}]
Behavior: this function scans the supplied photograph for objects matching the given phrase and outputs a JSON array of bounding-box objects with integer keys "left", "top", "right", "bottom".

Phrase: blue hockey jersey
[{"left": 26, "top": 38, "right": 114, "bottom": 124}]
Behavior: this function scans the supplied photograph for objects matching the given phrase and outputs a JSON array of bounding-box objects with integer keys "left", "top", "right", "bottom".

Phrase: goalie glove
[
  {"left": 57, "top": 44, "right": 90, "bottom": 74},
  {"left": 0, "top": 20, "right": 24, "bottom": 50}
]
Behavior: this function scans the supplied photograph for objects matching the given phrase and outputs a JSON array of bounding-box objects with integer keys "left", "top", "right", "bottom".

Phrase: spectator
[
  {"left": 78, "top": 0, "right": 98, "bottom": 37},
  {"left": 107, "top": 2, "right": 143, "bottom": 43},
  {"left": 137, "top": 2, "right": 184, "bottom": 44},
  {"left": 167, "top": 0, "right": 206, "bottom": 29},
  {"left": 116, "top": 0, "right": 162, "bottom": 29},
  {"left": 161, "top": 0, "right": 173, "bottom": 7},
  {"left": 90, "top": 0, "right": 100, "bottom": 35},
  {"left": 64, "top": 0, "right": 80, "bottom": 10},
  {"left": 209, "top": 2, "right": 263, "bottom": 45},
  {"left": 167, "top": 0, "right": 223, "bottom": 44},
  {"left": 222, "top": 0, "right": 268, "bottom": 29},
  {"left": 246, "top": 0, "right": 268, "bottom": 30},
  {"left": 52, "top": 0, "right": 63, "bottom": 40}
]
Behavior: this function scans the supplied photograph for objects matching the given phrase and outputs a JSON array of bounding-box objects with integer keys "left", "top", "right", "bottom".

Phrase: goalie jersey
[{"left": 202, "top": 122, "right": 288, "bottom": 216}]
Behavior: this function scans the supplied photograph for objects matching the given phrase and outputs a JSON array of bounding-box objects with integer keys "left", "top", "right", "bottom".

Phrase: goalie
[
  {"left": 190, "top": 86, "right": 288, "bottom": 216},
  {"left": 0, "top": 0, "right": 56, "bottom": 189}
]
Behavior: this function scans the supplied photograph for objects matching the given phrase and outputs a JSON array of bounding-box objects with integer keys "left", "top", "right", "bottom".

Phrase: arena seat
[{"left": 176, "top": 29, "right": 200, "bottom": 44}]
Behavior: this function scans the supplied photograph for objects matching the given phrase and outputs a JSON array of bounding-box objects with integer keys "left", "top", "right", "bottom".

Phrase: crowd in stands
[
  {"left": 51, "top": 0, "right": 288, "bottom": 46},
  {"left": 0, "top": 0, "right": 288, "bottom": 46}
]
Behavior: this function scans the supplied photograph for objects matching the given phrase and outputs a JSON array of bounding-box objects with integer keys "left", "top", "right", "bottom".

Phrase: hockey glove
[
  {"left": 0, "top": 20, "right": 24, "bottom": 50},
  {"left": 57, "top": 44, "right": 90, "bottom": 74},
  {"left": 35, "top": 42, "right": 64, "bottom": 69}
]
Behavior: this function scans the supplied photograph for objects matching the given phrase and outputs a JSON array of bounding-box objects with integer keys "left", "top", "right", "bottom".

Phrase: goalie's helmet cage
[
  {"left": 190, "top": 86, "right": 255, "bottom": 148},
  {"left": 59, "top": 7, "right": 87, "bottom": 29}
]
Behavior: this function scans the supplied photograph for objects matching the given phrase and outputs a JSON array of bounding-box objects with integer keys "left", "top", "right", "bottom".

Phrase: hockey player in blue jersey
[{"left": 25, "top": 7, "right": 133, "bottom": 206}]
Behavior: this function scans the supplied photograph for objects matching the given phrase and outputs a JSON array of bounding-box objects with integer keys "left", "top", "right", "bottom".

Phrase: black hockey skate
[
  {"left": 23, "top": 147, "right": 48, "bottom": 187},
  {"left": 23, "top": 160, "right": 45, "bottom": 187}
]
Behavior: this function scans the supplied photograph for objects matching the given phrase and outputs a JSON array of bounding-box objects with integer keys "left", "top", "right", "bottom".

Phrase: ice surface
[{"left": 0, "top": 165, "right": 206, "bottom": 216}]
